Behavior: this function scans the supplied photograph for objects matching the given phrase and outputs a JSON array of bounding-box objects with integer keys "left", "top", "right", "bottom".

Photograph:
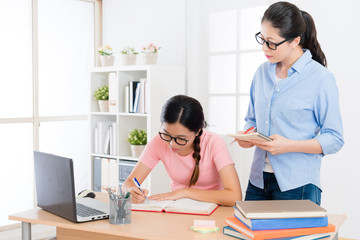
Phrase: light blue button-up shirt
[{"left": 244, "top": 49, "right": 344, "bottom": 191}]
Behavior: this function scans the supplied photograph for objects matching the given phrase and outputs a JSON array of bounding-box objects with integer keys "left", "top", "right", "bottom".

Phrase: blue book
[{"left": 234, "top": 207, "right": 328, "bottom": 231}]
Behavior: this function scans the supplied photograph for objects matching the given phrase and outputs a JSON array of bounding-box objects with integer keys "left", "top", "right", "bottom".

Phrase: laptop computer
[{"left": 34, "top": 151, "right": 109, "bottom": 222}]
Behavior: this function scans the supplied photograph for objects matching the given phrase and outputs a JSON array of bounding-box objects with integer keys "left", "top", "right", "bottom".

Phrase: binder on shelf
[
  {"left": 128, "top": 81, "right": 140, "bottom": 113},
  {"left": 93, "top": 157, "right": 101, "bottom": 192},
  {"left": 97, "top": 121, "right": 115, "bottom": 155},
  {"left": 94, "top": 127, "right": 99, "bottom": 153},
  {"left": 103, "top": 127, "right": 110, "bottom": 155},
  {"left": 110, "top": 122, "right": 117, "bottom": 155},
  {"left": 100, "top": 158, "right": 118, "bottom": 192},
  {"left": 108, "top": 125, "right": 113, "bottom": 155},
  {"left": 100, "top": 158, "right": 109, "bottom": 192},
  {"left": 109, "top": 159, "right": 118, "bottom": 190},
  {"left": 133, "top": 82, "right": 141, "bottom": 113},
  {"left": 108, "top": 72, "right": 118, "bottom": 112},
  {"left": 124, "top": 85, "right": 129, "bottom": 113},
  {"left": 139, "top": 78, "right": 146, "bottom": 113}
]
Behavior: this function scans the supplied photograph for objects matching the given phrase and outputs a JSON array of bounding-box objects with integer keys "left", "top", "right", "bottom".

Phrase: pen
[
  {"left": 132, "top": 177, "right": 149, "bottom": 201},
  {"left": 244, "top": 127, "right": 256, "bottom": 134}
]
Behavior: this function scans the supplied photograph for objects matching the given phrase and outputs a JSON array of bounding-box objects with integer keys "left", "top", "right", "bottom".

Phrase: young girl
[
  {"left": 236, "top": 2, "right": 344, "bottom": 204},
  {"left": 123, "top": 95, "right": 242, "bottom": 206}
]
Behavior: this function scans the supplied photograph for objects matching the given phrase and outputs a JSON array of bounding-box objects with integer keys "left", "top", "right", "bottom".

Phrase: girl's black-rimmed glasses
[{"left": 158, "top": 132, "right": 189, "bottom": 146}]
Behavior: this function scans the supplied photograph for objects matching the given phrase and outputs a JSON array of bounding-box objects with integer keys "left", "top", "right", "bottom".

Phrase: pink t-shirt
[{"left": 140, "top": 130, "right": 234, "bottom": 191}]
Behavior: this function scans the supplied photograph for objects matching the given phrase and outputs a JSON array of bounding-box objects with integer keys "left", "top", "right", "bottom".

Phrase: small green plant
[
  {"left": 121, "top": 46, "right": 139, "bottom": 55},
  {"left": 127, "top": 129, "right": 147, "bottom": 145},
  {"left": 94, "top": 85, "right": 109, "bottom": 100},
  {"left": 98, "top": 45, "right": 113, "bottom": 56}
]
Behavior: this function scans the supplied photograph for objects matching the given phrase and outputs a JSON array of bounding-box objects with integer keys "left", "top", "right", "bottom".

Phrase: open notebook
[{"left": 131, "top": 198, "right": 219, "bottom": 216}]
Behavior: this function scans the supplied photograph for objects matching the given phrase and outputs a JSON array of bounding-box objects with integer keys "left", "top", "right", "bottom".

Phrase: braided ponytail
[{"left": 189, "top": 129, "right": 203, "bottom": 187}]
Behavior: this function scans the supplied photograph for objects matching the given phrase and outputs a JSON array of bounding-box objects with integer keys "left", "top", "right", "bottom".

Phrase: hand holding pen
[
  {"left": 235, "top": 127, "right": 257, "bottom": 148},
  {"left": 132, "top": 177, "right": 149, "bottom": 203}
]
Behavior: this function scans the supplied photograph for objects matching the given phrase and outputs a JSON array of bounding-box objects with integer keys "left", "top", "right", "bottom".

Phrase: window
[
  {"left": 0, "top": 0, "right": 94, "bottom": 227},
  {"left": 207, "top": 6, "right": 268, "bottom": 134}
]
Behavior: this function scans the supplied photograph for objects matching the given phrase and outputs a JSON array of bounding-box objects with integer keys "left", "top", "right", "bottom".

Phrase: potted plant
[
  {"left": 141, "top": 43, "right": 161, "bottom": 65},
  {"left": 121, "top": 46, "right": 138, "bottom": 65},
  {"left": 126, "top": 128, "right": 147, "bottom": 158},
  {"left": 98, "top": 45, "right": 115, "bottom": 67},
  {"left": 94, "top": 85, "right": 109, "bottom": 112}
]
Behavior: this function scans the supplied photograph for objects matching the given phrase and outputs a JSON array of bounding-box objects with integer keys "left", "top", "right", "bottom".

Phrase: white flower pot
[
  {"left": 143, "top": 52, "right": 158, "bottom": 65},
  {"left": 100, "top": 55, "right": 115, "bottom": 67},
  {"left": 130, "top": 145, "right": 145, "bottom": 158},
  {"left": 98, "top": 100, "right": 109, "bottom": 112},
  {"left": 122, "top": 54, "right": 137, "bottom": 65}
]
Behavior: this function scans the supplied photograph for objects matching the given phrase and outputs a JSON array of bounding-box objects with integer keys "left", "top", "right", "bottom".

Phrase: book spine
[
  {"left": 236, "top": 215, "right": 328, "bottom": 231},
  {"left": 129, "top": 81, "right": 133, "bottom": 112},
  {"left": 133, "top": 82, "right": 140, "bottom": 113}
]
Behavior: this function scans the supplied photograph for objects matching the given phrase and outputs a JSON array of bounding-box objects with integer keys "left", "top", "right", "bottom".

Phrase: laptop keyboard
[{"left": 76, "top": 202, "right": 106, "bottom": 217}]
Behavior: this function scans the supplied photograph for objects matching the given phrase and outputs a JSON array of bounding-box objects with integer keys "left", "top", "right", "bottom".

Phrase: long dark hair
[
  {"left": 161, "top": 95, "right": 207, "bottom": 187},
  {"left": 262, "top": 1, "right": 327, "bottom": 67}
]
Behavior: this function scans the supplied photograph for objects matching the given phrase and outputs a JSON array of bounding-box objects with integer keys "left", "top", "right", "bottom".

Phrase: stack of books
[{"left": 223, "top": 200, "right": 336, "bottom": 240}]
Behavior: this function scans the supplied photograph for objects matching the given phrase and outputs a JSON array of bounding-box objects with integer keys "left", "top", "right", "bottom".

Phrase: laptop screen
[{"left": 33, "top": 151, "right": 77, "bottom": 222}]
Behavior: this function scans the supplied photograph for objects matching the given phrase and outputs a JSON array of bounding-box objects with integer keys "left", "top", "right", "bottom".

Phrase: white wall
[
  {"left": 102, "top": 0, "right": 186, "bottom": 67},
  {"left": 103, "top": 0, "right": 360, "bottom": 238}
]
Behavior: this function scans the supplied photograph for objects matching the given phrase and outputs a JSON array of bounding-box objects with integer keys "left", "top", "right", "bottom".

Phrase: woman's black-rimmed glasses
[
  {"left": 255, "top": 32, "right": 288, "bottom": 50},
  {"left": 158, "top": 132, "right": 189, "bottom": 146}
]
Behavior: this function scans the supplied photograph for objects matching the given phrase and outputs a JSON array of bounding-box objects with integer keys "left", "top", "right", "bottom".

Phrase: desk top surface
[{"left": 9, "top": 193, "right": 347, "bottom": 240}]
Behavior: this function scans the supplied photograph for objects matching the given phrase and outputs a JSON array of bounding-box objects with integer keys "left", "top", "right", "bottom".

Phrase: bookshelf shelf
[{"left": 90, "top": 65, "right": 185, "bottom": 195}]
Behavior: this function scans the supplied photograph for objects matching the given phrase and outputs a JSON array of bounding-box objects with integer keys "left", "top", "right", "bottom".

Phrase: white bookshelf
[{"left": 90, "top": 65, "right": 185, "bottom": 194}]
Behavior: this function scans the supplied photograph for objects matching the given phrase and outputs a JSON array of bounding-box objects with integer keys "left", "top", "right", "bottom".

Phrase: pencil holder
[{"left": 109, "top": 196, "right": 132, "bottom": 225}]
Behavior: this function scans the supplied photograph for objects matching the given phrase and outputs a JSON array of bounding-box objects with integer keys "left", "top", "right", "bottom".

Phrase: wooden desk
[{"left": 9, "top": 194, "right": 347, "bottom": 240}]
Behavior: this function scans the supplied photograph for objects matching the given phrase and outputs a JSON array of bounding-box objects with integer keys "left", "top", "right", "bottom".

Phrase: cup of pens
[{"left": 108, "top": 189, "right": 132, "bottom": 225}]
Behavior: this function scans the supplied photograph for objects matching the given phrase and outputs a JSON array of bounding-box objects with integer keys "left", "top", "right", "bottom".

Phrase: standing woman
[
  {"left": 235, "top": 2, "right": 344, "bottom": 205},
  {"left": 123, "top": 95, "right": 242, "bottom": 206}
]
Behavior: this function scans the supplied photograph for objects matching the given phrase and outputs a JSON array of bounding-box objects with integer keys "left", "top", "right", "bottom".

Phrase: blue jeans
[{"left": 245, "top": 172, "right": 322, "bottom": 205}]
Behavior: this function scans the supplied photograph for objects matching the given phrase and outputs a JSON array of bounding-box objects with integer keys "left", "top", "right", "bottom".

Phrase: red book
[{"left": 225, "top": 217, "right": 335, "bottom": 240}]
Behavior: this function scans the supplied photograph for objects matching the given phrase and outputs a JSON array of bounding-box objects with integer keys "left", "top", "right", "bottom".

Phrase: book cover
[
  {"left": 133, "top": 82, "right": 141, "bottom": 113},
  {"left": 224, "top": 226, "right": 330, "bottom": 240},
  {"left": 132, "top": 198, "right": 219, "bottom": 216},
  {"left": 223, "top": 226, "right": 252, "bottom": 240},
  {"left": 235, "top": 200, "right": 327, "bottom": 219},
  {"left": 224, "top": 217, "right": 335, "bottom": 240},
  {"left": 227, "top": 132, "right": 272, "bottom": 141},
  {"left": 233, "top": 207, "right": 328, "bottom": 230}
]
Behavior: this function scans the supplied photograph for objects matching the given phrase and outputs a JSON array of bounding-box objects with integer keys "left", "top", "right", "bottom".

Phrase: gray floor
[{"left": 0, "top": 224, "right": 56, "bottom": 240}]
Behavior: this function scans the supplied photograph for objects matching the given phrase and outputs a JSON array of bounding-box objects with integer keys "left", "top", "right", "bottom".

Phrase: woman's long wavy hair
[
  {"left": 161, "top": 95, "right": 207, "bottom": 187},
  {"left": 262, "top": 1, "right": 327, "bottom": 67}
]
